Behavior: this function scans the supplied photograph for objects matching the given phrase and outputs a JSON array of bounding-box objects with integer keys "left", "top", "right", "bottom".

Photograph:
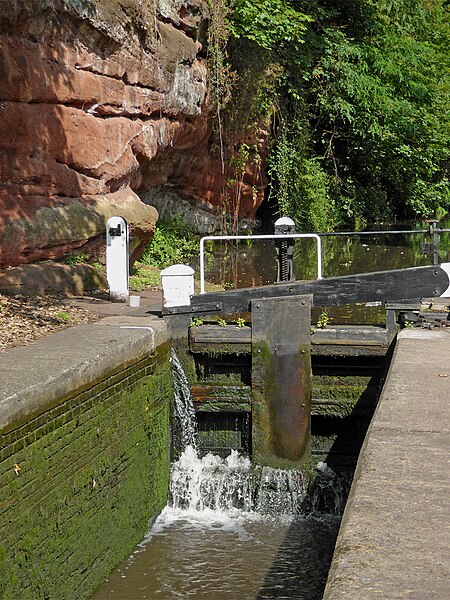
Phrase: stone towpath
[
  {"left": 0, "top": 289, "right": 167, "bottom": 433},
  {"left": 324, "top": 328, "right": 450, "bottom": 599},
  {"left": 66, "top": 288, "right": 163, "bottom": 318}
]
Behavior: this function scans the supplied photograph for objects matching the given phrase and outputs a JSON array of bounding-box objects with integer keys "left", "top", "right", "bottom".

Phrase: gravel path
[{"left": 0, "top": 294, "right": 99, "bottom": 352}]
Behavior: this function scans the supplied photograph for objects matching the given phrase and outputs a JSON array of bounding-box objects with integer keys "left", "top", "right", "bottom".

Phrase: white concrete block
[{"left": 161, "top": 264, "right": 195, "bottom": 307}]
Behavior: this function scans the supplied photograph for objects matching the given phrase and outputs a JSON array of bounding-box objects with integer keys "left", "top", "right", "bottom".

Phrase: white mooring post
[
  {"left": 161, "top": 264, "right": 195, "bottom": 308},
  {"left": 106, "top": 216, "right": 129, "bottom": 302}
]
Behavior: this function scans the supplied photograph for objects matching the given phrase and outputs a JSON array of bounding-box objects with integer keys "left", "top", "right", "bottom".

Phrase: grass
[
  {"left": 129, "top": 264, "right": 162, "bottom": 291},
  {"left": 55, "top": 311, "right": 72, "bottom": 322}
]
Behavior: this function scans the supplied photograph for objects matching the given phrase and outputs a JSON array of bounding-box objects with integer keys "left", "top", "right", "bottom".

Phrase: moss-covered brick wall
[{"left": 0, "top": 344, "right": 172, "bottom": 600}]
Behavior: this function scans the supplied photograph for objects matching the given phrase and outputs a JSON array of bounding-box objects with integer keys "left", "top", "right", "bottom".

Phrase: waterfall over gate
[
  {"left": 171, "top": 348, "right": 197, "bottom": 451},
  {"left": 169, "top": 350, "right": 348, "bottom": 517},
  {"left": 89, "top": 351, "right": 350, "bottom": 600}
]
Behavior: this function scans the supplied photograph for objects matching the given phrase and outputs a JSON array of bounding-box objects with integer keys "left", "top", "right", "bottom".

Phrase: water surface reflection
[
  {"left": 203, "top": 219, "right": 450, "bottom": 290},
  {"left": 91, "top": 512, "right": 339, "bottom": 600}
]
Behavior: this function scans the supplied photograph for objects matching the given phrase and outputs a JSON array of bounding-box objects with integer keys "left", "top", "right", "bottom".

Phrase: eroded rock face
[
  {"left": 0, "top": 0, "right": 267, "bottom": 270},
  {"left": 0, "top": 0, "right": 209, "bottom": 267}
]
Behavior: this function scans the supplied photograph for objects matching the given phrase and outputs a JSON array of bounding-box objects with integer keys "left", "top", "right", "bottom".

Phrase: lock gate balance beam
[{"left": 162, "top": 264, "right": 450, "bottom": 316}]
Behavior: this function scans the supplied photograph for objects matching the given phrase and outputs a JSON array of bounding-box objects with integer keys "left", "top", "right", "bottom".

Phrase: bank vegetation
[{"left": 209, "top": 0, "right": 450, "bottom": 230}]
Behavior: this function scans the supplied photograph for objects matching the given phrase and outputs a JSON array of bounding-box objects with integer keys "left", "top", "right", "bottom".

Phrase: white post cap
[
  {"left": 275, "top": 217, "right": 296, "bottom": 228},
  {"left": 161, "top": 264, "right": 195, "bottom": 307}
]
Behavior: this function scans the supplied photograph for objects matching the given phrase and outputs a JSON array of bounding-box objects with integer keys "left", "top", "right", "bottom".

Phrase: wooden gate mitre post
[{"left": 251, "top": 295, "right": 312, "bottom": 468}]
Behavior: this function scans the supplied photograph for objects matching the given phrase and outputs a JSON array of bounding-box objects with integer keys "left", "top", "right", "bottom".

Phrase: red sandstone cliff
[{"left": 0, "top": 0, "right": 266, "bottom": 271}]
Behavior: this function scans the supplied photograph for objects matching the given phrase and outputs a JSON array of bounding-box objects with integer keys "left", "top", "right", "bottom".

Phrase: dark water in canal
[
  {"left": 203, "top": 218, "right": 450, "bottom": 292},
  {"left": 92, "top": 219, "right": 449, "bottom": 600}
]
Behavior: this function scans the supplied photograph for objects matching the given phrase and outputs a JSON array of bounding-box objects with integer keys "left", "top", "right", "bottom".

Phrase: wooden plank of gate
[
  {"left": 251, "top": 295, "right": 312, "bottom": 468},
  {"left": 179, "top": 264, "right": 449, "bottom": 315}
]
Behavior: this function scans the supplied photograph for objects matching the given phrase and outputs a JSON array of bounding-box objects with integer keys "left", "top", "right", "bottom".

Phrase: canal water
[
  {"left": 91, "top": 446, "right": 344, "bottom": 600},
  {"left": 203, "top": 218, "right": 450, "bottom": 292},
  {"left": 92, "top": 352, "right": 348, "bottom": 600},
  {"left": 92, "top": 219, "right": 449, "bottom": 600},
  {"left": 91, "top": 505, "right": 340, "bottom": 599}
]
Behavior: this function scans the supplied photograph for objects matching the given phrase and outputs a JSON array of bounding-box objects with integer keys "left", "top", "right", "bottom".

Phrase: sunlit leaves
[
  {"left": 229, "top": 0, "right": 312, "bottom": 51},
  {"left": 226, "top": 0, "right": 450, "bottom": 226}
]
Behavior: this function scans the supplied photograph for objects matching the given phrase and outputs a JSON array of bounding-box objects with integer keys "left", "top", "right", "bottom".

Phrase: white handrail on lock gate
[{"left": 199, "top": 233, "right": 322, "bottom": 295}]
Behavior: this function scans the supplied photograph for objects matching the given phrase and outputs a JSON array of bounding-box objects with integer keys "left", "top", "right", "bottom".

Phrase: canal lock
[
  {"left": 91, "top": 306, "right": 393, "bottom": 600},
  {"left": 169, "top": 303, "right": 392, "bottom": 514}
]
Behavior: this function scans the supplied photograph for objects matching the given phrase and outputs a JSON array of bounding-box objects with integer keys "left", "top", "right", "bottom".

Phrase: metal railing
[
  {"left": 199, "top": 224, "right": 449, "bottom": 295},
  {"left": 199, "top": 234, "right": 322, "bottom": 294}
]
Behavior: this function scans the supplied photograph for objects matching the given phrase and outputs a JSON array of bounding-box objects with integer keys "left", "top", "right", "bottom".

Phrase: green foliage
[
  {"left": 191, "top": 317, "right": 204, "bottom": 327},
  {"left": 55, "top": 311, "right": 71, "bottom": 322},
  {"left": 140, "top": 218, "right": 199, "bottom": 269},
  {"left": 129, "top": 264, "right": 161, "bottom": 291},
  {"left": 316, "top": 310, "right": 330, "bottom": 330},
  {"left": 301, "top": 3, "right": 450, "bottom": 222},
  {"left": 64, "top": 251, "right": 89, "bottom": 265},
  {"left": 224, "top": 0, "right": 450, "bottom": 229},
  {"left": 92, "top": 261, "right": 105, "bottom": 272},
  {"left": 229, "top": 0, "right": 311, "bottom": 51},
  {"left": 207, "top": 0, "right": 235, "bottom": 178},
  {"left": 270, "top": 124, "right": 338, "bottom": 231},
  {"left": 207, "top": 0, "right": 233, "bottom": 110},
  {"left": 218, "top": 318, "right": 228, "bottom": 326},
  {"left": 236, "top": 317, "right": 246, "bottom": 327}
]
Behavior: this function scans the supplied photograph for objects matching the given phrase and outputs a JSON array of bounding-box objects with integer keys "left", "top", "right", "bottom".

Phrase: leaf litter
[{"left": 0, "top": 294, "right": 99, "bottom": 352}]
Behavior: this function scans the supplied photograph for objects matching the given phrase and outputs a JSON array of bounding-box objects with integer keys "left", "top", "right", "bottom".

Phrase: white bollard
[
  {"left": 106, "top": 216, "right": 129, "bottom": 302},
  {"left": 161, "top": 264, "right": 195, "bottom": 307}
]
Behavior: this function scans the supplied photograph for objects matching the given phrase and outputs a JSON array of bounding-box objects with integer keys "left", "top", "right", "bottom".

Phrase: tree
[{"left": 226, "top": 0, "right": 450, "bottom": 229}]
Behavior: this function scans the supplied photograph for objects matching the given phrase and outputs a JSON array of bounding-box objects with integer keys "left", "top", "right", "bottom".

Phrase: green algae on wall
[{"left": 0, "top": 347, "right": 173, "bottom": 600}]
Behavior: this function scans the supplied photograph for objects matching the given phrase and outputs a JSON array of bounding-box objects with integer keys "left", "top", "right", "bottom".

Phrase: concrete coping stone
[
  {"left": 397, "top": 328, "right": 449, "bottom": 340},
  {"left": 324, "top": 329, "right": 450, "bottom": 599},
  {"left": 0, "top": 316, "right": 169, "bottom": 433}
]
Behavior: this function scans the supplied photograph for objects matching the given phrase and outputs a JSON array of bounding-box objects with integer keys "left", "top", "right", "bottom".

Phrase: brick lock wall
[{"left": 0, "top": 346, "right": 173, "bottom": 600}]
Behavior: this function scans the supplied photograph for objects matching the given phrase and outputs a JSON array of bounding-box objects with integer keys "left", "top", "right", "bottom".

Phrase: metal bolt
[
  {"left": 216, "top": 303, "right": 221, "bottom": 309},
  {"left": 256, "top": 303, "right": 261, "bottom": 308},
  {"left": 301, "top": 349, "right": 306, "bottom": 354}
]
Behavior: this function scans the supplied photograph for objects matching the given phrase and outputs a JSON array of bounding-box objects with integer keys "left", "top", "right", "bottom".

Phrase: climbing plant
[
  {"left": 213, "top": 0, "right": 450, "bottom": 230},
  {"left": 207, "top": 0, "right": 235, "bottom": 173}
]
